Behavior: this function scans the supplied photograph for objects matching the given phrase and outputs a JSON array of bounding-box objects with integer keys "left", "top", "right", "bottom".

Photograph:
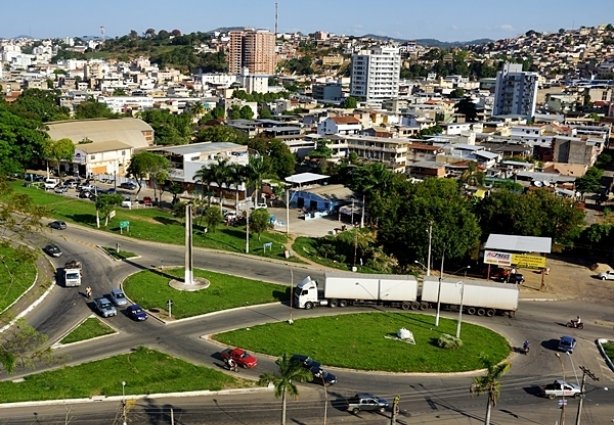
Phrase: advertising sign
[
  {"left": 511, "top": 253, "right": 546, "bottom": 269},
  {"left": 484, "top": 250, "right": 513, "bottom": 266}
]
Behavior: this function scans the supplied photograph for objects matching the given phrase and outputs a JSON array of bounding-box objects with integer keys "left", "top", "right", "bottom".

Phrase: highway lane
[{"left": 2, "top": 223, "right": 613, "bottom": 423}]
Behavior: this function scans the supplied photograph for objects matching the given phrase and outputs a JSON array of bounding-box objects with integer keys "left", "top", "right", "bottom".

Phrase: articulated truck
[{"left": 294, "top": 272, "right": 518, "bottom": 317}]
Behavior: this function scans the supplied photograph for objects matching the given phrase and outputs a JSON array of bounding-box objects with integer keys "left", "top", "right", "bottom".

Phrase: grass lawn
[
  {"left": 7, "top": 183, "right": 291, "bottom": 260},
  {"left": 0, "top": 244, "right": 37, "bottom": 313},
  {"left": 60, "top": 317, "right": 115, "bottom": 344},
  {"left": 603, "top": 341, "right": 614, "bottom": 363},
  {"left": 103, "top": 246, "right": 138, "bottom": 260},
  {"left": 214, "top": 312, "right": 510, "bottom": 373},
  {"left": 0, "top": 347, "right": 249, "bottom": 403},
  {"left": 124, "top": 268, "right": 289, "bottom": 319}
]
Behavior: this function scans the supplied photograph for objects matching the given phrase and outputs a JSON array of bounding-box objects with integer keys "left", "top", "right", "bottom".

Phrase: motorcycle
[
  {"left": 566, "top": 320, "right": 584, "bottom": 329},
  {"left": 224, "top": 360, "right": 239, "bottom": 372}
]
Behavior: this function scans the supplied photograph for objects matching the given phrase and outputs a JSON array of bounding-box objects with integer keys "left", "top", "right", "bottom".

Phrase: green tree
[
  {"left": 0, "top": 178, "right": 48, "bottom": 240},
  {"left": 126, "top": 151, "right": 170, "bottom": 196},
  {"left": 193, "top": 164, "right": 215, "bottom": 205},
  {"left": 0, "top": 104, "right": 49, "bottom": 174},
  {"left": 228, "top": 162, "right": 246, "bottom": 212},
  {"left": 258, "top": 353, "right": 313, "bottom": 425},
  {"left": 194, "top": 125, "right": 249, "bottom": 144},
  {"left": 208, "top": 158, "right": 232, "bottom": 213},
  {"left": 575, "top": 167, "right": 603, "bottom": 194},
  {"left": 455, "top": 97, "right": 478, "bottom": 122},
  {"left": 470, "top": 355, "right": 510, "bottom": 425},
  {"left": 9, "top": 89, "right": 70, "bottom": 122},
  {"left": 43, "top": 138, "right": 75, "bottom": 177},
  {"left": 202, "top": 205, "right": 224, "bottom": 233},
  {"left": 245, "top": 155, "right": 272, "bottom": 206},
  {"left": 74, "top": 99, "right": 115, "bottom": 119},
  {"left": 342, "top": 96, "right": 357, "bottom": 109},
  {"left": 239, "top": 105, "right": 254, "bottom": 120},
  {"left": 0, "top": 319, "right": 53, "bottom": 372},
  {"left": 250, "top": 208, "right": 272, "bottom": 240},
  {"left": 95, "top": 194, "right": 123, "bottom": 227}
]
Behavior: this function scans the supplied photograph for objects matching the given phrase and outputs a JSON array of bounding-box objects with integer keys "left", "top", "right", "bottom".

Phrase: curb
[{"left": 0, "top": 386, "right": 272, "bottom": 409}]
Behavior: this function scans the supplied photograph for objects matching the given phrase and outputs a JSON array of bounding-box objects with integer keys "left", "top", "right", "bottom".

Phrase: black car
[
  {"left": 119, "top": 182, "right": 137, "bottom": 190},
  {"left": 508, "top": 273, "right": 525, "bottom": 284},
  {"left": 43, "top": 244, "right": 63, "bottom": 257},
  {"left": 48, "top": 220, "right": 67, "bottom": 230},
  {"left": 290, "top": 354, "right": 337, "bottom": 385}
]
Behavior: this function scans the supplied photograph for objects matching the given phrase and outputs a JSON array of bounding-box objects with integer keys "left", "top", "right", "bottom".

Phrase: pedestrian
[{"left": 85, "top": 286, "right": 92, "bottom": 299}]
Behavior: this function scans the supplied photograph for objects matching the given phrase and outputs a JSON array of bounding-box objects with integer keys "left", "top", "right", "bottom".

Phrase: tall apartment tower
[
  {"left": 350, "top": 46, "right": 401, "bottom": 103},
  {"left": 228, "top": 29, "right": 276, "bottom": 75},
  {"left": 493, "top": 63, "right": 539, "bottom": 120}
]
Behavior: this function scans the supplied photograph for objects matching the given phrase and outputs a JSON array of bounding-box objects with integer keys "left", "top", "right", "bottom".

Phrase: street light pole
[
  {"left": 435, "top": 251, "right": 444, "bottom": 327},
  {"left": 426, "top": 221, "right": 433, "bottom": 276},
  {"left": 456, "top": 280, "right": 465, "bottom": 338},
  {"left": 121, "top": 380, "right": 127, "bottom": 425}
]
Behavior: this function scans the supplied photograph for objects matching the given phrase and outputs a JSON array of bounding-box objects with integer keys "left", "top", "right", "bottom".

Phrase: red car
[{"left": 220, "top": 347, "right": 258, "bottom": 368}]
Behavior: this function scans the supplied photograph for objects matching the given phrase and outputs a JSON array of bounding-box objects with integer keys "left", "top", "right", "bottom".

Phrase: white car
[
  {"left": 598, "top": 270, "right": 614, "bottom": 280},
  {"left": 121, "top": 197, "right": 132, "bottom": 209}
]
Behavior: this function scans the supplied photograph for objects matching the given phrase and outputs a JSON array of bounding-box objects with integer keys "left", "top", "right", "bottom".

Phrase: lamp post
[
  {"left": 435, "top": 251, "right": 444, "bottom": 327},
  {"left": 557, "top": 354, "right": 567, "bottom": 425},
  {"left": 456, "top": 279, "right": 465, "bottom": 338},
  {"left": 121, "top": 380, "right": 127, "bottom": 425},
  {"left": 426, "top": 221, "right": 433, "bottom": 276},
  {"left": 566, "top": 351, "right": 579, "bottom": 386}
]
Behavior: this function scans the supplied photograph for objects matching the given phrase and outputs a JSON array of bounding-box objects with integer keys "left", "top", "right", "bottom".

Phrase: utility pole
[
  {"left": 575, "top": 366, "right": 599, "bottom": 425},
  {"left": 390, "top": 395, "right": 400, "bottom": 425},
  {"left": 426, "top": 221, "right": 433, "bottom": 276}
]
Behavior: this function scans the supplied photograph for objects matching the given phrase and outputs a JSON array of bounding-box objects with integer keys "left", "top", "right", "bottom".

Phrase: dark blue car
[{"left": 126, "top": 304, "right": 148, "bottom": 321}]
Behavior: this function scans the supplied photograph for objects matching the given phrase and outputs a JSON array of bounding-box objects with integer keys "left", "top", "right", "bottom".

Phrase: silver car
[
  {"left": 94, "top": 297, "right": 118, "bottom": 318},
  {"left": 109, "top": 288, "right": 128, "bottom": 307}
]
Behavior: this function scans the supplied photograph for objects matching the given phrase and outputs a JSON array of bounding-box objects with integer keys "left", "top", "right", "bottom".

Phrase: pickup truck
[{"left": 541, "top": 380, "right": 581, "bottom": 399}]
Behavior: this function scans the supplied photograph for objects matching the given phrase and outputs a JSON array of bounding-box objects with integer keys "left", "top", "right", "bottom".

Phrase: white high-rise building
[
  {"left": 493, "top": 63, "right": 539, "bottom": 120},
  {"left": 350, "top": 46, "right": 401, "bottom": 103}
]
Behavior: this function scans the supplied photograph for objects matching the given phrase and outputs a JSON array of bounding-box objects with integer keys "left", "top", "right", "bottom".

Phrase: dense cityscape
[{"left": 1, "top": 14, "right": 614, "bottom": 425}]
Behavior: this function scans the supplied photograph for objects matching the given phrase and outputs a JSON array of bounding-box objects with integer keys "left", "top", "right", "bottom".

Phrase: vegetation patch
[
  {"left": 0, "top": 347, "right": 248, "bottom": 403},
  {"left": 214, "top": 312, "right": 509, "bottom": 373},
  {"left": 603, "top": 341, "right": 614, "bottom": 364},
  {"left": 8, "top": 183, "right": 290, "bottom": 260},
  {"left": 0, "top": 244, "right": 37, "bottom": 313},
  {"left": 103, "top": 247, "right": 137, "bottom": 260},
  {"left": 123, "top": 268, "right": 288, "bottom": 319},
  {"left": 60, "top": 317, "right": 115, "bottom": 344}
]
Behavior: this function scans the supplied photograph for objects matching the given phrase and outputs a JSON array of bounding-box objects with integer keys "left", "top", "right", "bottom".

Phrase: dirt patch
[{"left": 519, "top": 257, "right": 614, "bottom": 303}]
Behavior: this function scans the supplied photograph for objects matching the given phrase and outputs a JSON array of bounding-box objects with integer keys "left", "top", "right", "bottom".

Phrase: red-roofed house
[{"left": 317, "top": 116, "right": 362, "bottom": 136}]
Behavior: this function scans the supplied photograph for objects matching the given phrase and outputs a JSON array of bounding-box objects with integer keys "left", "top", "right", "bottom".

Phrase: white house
[{"left": 317, "top": 116, "right": 362, "bottom": 136}]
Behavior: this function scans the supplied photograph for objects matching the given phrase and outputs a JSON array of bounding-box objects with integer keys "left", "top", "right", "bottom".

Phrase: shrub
[{"left": 437, "top": 333, "right": 463, "bottom": 349}]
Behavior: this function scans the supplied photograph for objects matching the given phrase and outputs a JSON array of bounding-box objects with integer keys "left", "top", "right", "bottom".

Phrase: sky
[{"left": 3, "top": 0, "right": 613, "bottom": 42}]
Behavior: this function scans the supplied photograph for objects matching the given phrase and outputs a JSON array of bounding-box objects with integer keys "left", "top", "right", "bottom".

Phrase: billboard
[
  {"left": 511, "top": 253, "right": 547, "bottom": 269},
  {"left": 484, "top": 250, "right": 512, "bottom": 266}
]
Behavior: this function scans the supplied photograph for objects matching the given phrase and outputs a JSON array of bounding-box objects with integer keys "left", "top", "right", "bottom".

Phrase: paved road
[{"left": 1, "top": 223, "right": 613, "bottom": 424}]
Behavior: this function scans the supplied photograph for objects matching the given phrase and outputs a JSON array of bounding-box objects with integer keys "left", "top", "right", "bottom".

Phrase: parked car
[
  {"left": 43, "top": 178, "right": 60, "bottom": 189},
  {"left": 219, "top": 347, "right": 258, "bottom": 368},
  {"left": 290, "top": 354, "right": 337, "bottom": 385},
  {"left": 43, "top": 244, "right": 63, "bottom": 257},
  {"left": 48, "top": 220, "right": 67, "bottom": 230},
  {"left": 79, "top": 190, "right": 94, "bottom": 199},
  {"left": 109, "top": 288, "right": 128, "bottom": 307},
  {"left": 62, "top": 179, "right": 79, "bottom": 188},
  {"left": 598, "top": 270, "right": 614, "bottom": 281},
  {"left": 94, "top": 296, "right": 118, "bottom": 318},
  {"left": 142, "top": 196, "right": 153, "bottom": 206},
  {"left": 346, "top": 393, "right": 390, "bottom": 414},
  {"left": 53, "top": 186, "right": 68, "bottom": 193},
  {"left": 119, "top": 182, "right": 137, "bottom": 190},
  {"left": 558, "top": 336, "right": 577, "bottom": 353},
  {"left": 78, "top": 183, "right": 95, "bottom": 192},
  {"left": 507, "top": 273, "right": 525, "bottom": 284},
  {"left": 121, "top": 197, "right": 132, "bottom": 209},
  {"left": 126, "top": 304, "right": 148, "bottom": 321}
]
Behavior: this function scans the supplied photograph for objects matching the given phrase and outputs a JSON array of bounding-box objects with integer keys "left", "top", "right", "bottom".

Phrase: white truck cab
[{"left": 294, "top": 276, "right": 326, "bottom": 309}]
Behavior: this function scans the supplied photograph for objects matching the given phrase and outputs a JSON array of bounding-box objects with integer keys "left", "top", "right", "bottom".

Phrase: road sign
[{"left": 119, "top": 220, "right": 130, "bottom": 229}]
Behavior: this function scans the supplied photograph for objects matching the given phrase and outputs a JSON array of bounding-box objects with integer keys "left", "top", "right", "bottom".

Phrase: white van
[{"left": 44, "top": 178, "right": 60, "bottom": 189}]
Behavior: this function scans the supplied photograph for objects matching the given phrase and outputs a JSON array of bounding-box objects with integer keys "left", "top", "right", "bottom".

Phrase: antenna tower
[{"left": 100, "top": 25, "right": 106, "bottom": 39}]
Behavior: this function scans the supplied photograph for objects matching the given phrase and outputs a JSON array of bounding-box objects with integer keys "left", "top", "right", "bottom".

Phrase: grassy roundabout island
[{"left": 214, "top": 312, "right": 510, "bottom": 373}]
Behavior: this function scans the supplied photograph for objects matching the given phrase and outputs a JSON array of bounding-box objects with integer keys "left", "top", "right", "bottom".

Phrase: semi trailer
[{"left": 294, "top": 273, "right": 519, "bottom": 317}]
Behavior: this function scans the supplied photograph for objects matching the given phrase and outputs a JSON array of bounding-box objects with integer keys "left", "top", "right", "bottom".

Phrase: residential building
[
  {"left": 350, "top": 46, "right": 401, "bottom": 103},
  {"left": 317, "top": 116, "right": 362, "bottom": 135},
  {"left": 228, "top": 29, "right": 276, "bottom": 75},
  {"left": 312, "top": 82, "right": 343, "bottom": 102},
  {"left": 493, "top": 63, "right": 539, "bottom": 120},
  {"left": 72, "top": 140, "right": 134, "bottom": 178}
]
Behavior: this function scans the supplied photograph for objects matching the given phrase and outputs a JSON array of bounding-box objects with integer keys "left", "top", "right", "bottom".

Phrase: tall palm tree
[
  {"left": 208, "top": 158, "right": 232, "bottom": 213},
  {"left": 245, "top": 155, "right": 271, "bottom": 207},
  {"left": 470, "top": 355, "right": 510, "bottom": 425},
  {"left": 228, "top": 163, "right": 246, "bottom": 212},
  {"left": 258, "top": 353, "right": 313, "bottom": 425},
  {"left": 193, "top": 165, "right": 215, "bottom": 206}
]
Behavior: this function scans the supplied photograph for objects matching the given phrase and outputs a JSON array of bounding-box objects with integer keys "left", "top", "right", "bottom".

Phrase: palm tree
[
  {"left": 245, "top": 155, "right": 271, "bottom": 208},
  {"left": 208, "top": 158, "right": 232, "bottom": 214},
  {"left": 258, "top": 353, "right": 313, "bottom": 425},
  {"left": 470, "top": 355, "right": 510, "bottom": 425},
  {"left": 193, "top": 165, "right": 215, "bottom": 206},
  {"left": 228, "top": 163, "right": 246, "bottom": 212}
]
